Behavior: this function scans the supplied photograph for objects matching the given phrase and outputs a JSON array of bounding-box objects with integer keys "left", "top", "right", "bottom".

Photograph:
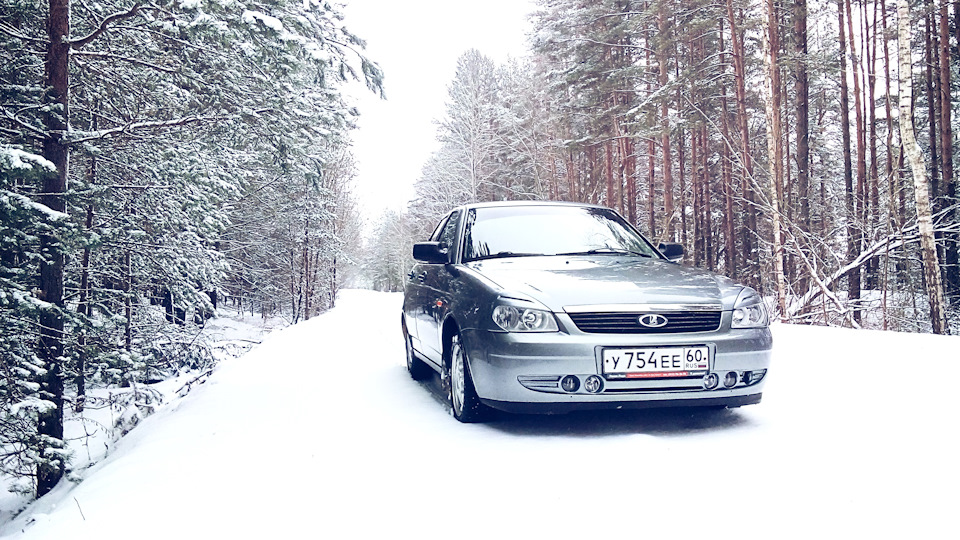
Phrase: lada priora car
[{"left": 401, "top": 201, "right": 772, "bottom": 422}]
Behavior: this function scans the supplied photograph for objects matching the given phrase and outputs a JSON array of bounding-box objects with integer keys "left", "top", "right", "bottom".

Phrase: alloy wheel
[{"left": 451, "top": 341, "right": 466, "bottom": 415}]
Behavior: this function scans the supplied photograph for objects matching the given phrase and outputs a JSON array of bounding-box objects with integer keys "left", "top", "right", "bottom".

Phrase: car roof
[{"left": 451, "top": 200, "right": 609, "bottom": 212}]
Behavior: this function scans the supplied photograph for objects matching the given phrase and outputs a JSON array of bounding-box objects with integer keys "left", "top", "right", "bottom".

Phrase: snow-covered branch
[
  {"left": 73, "top": 50, "right": 179, "bottom": 73},
  {"left": 65, "top": 113, "right": 263, "bottom": 143}
]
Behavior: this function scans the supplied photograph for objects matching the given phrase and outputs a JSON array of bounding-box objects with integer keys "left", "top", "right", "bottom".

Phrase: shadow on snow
[{"left": 410, "top": 369, "right": 754, "bottom": 438}]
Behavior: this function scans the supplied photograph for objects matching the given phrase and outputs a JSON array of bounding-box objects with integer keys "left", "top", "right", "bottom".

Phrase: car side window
[
  {"left": 430, "top": 215, "right": 451, "bottom": 242},
  {"left": 437, "top": 210, "right": 461, "bottom": 256}
]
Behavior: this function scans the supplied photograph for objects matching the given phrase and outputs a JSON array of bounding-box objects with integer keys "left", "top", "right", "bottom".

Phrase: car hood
[{"left": 463, "top": 256, "right": 743, "bottom": 311}]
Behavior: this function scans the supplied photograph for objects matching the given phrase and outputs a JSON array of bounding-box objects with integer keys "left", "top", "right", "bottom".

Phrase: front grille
[
  {"left": 567, "top": 311, "right": 722, "bottom": 334},
  {"left": 602, "top": 385, "right": 703, "bottom": 393}
]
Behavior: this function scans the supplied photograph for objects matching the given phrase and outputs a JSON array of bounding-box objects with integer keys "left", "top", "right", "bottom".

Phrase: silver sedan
[{"left": 402, "top": 201, "right": 772, "bottom": 422}]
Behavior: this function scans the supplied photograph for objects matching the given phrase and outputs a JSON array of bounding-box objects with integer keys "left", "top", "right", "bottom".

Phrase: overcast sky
[{"left": 341, "top": 0, "right": 536, "bottom": 222}]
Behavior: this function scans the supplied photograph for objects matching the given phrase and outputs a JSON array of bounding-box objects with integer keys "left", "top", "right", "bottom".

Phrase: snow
[
  {"left": 0, "top": 147, "right": 56, "bottom": 173},
  {"left": 9, "top": 398, "right": 56, "bottom": 416},
  {"left": 2, "top": 290, "right": 958, "bottom": 539},
  {"left": 0, "top": 191, "right": 68, "bottom": 222},
  {"left": 242, "top": 10, "right": 284, "bottom": 33}
]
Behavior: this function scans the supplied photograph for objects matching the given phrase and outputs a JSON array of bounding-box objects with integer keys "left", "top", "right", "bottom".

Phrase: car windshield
[{"left": 462, "top": 205, "right": 660, "bottom": 262}]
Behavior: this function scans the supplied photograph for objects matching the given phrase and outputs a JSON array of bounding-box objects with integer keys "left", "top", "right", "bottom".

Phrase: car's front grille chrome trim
[
  {"left": 564, "top": 303, "right": 722, "bottom": 313},
  {"left": 518, "top": 375, "right": 561, "bottom": 389},
  {"left": 567, "top": 311, "right": 722, "bottom": 334}
]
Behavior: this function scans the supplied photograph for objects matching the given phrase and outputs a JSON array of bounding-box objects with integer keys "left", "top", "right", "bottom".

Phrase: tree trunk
[
  {"left": 793, "top": 0, "right": 810, "bottom": 297},
  {"left": 76, "top": 204, "right": 93, "bottom": 412},
  {"left": 676, "top": 45, "right": 688, "bottom": 253},
  {"left": 897, "top": 0, "right": 950, "bottom": 334},
  {"left": 303, "top": 225, "right": 311, "bottom": 320},
  {"left": 925, "top": 11, "right": 939, "bottom": 201},
  {"left": 844, "top": 0, "right": 866, "bottom": 323},
  {"left": 937, "top": 0, "right": 957, "bottom": 295},
  {"left": 604, "top": 140, "right": 615, "bottom": 208},
  {"left": 839, "top": 0, "right": 861, "bottom": 326},
  {"left": 719, "top": 20, "right": 737, "bottom": 277},
  {"left": 124, "top": 249, "right": 132, "bottom": 351},
  {"left": 680, "top": 128, "right": 689, "bottom": 254},
  {"left": 864, "top": 0, "right": 881, "bottom": 289},
  {"left": 658, "top": 8, "right": 674, "bottom": 240},
  {"left": 702, "top": 124, "right": 714, "bottom": 271},
  {"left": 726, "top": 0, "right": 758, "bottom": 289},
  {"left": 763, "top": 0, "right": 788, "bottom": 319},
  {"left": 621, "top": 124, "right": 637, "bottom": 225},
  {"left": 37, "top": 0, "right": 70, "bottom": 498},
  {"left": 794, "top": 0, "right": 810, "bottom": 239},
  {"left": 645, "top": 37, "right": 657, "bottom": 237},
  {"left": 648, "top": 138, "right": 656, "bottom": 237},
  {"left": 881, "top": 0, "right": 898, "bottom": 231}
]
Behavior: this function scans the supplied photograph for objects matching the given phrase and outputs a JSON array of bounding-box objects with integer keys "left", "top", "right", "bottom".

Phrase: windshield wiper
[
  {"left": 472, "top": 251, "right": 542, "bottom": 261},
  {"left": 556, "top": 248, "right": 653, "bottom": 258}
]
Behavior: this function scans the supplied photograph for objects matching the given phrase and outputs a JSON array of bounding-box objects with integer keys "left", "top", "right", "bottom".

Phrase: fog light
[
  {"left": 560, "top": 375, "right": 580, "bottom": 393},
  {"left": 703, "top": 373, "right": 719, "bottom": 390},
  {"left": 584, "top": 375, "right": 603, "bottom": 394},
  {"left": 723, "top": 371, "right": 738, "bottom": 388},
  {"left": 745, "top": 369, "right": 766, "bottom": 385}
]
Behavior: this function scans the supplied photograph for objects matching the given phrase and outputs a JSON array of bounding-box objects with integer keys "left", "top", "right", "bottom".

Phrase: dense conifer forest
[
  {"left": 370, "top": 0, "right": 959, "bottom": 339},
  {"left": 1, "top": 0, "right": 381, "bottom": 497}
]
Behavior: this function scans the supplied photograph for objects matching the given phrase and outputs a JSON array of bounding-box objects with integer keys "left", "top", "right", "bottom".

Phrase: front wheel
[{"left": 448, "top": 333, "right": 488, "bottom": 423}]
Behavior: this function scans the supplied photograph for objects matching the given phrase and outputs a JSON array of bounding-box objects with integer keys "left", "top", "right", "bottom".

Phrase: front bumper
[
  {"left": 461, "top": 312, "right": 772, "bottom": 413},
  {"left": 480, "top": 393, "right": 763, "bottom": 414}
]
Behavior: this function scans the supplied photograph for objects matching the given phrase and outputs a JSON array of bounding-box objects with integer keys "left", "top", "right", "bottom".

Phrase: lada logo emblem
[{"left": 638, "top": 314, "right": 669, "bottom": 328}]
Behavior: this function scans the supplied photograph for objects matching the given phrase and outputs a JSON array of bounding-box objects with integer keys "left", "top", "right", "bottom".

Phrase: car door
[
  {"left": 405, "top": 213, "right": 448, "bottom": 357},
  {"left": 416, "top": 209, "right": 461, "bottom": 363}
]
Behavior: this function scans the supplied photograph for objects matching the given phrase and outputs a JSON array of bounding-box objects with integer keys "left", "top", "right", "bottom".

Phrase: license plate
[{"left": 601, "top": 346, "right": 710, "bottom": 379}]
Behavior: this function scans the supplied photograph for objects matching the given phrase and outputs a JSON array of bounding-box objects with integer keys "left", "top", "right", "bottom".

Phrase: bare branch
[
  {"left": 70, "top": 3, "right": 143, "bottom": 50},
  {"left": 1, "top": 108, "right": 49, "bottom": 140},
  {"left": 784, "top": 217, "right": 960, "bottom": 318},
  {"left": 0, "top": 22, "right": 46, "bottom": 46}
]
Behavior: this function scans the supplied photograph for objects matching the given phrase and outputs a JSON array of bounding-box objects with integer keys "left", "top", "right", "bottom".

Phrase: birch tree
[
  {"left": 762, "top": 0, "right": 788, "bottom": 319},
  {"left": 896, "top": 0, "right": 949, "bottom": 334}
]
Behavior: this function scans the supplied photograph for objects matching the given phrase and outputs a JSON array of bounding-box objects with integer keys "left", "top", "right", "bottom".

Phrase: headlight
[
  {"left": 492, "top": 305, "right": 558, "bottom": 332},
  {"left": 731, "top": 289, "right": 769, "bottom": 329}
]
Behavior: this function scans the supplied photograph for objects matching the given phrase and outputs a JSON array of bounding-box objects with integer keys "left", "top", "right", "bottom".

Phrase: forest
[
  {"left": 1, "top": 0, "right": 381, "bottom": 499},
  {"left": 369, "top": 0, "right": 960, "bottom": 339},
  {"left": 1, "top": 0, "right": 958, "bottom": 505}
]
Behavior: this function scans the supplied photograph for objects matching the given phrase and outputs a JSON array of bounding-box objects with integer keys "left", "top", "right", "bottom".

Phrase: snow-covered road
[{"left": 3, "top": 290, "right": 959, "bottom": 539}]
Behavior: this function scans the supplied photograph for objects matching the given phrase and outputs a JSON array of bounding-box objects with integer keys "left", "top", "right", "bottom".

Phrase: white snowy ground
[{"left": 1, "top": 289, "right": 958, "bottom": 539}]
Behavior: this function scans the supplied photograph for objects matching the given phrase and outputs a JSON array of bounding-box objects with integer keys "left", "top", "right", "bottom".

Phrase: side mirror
[
  {"left": 412, "top": 242, "right": 450, "bottom": 264},
  {"left": 658, "top": 242, "right": 684, "bottom": 264}
]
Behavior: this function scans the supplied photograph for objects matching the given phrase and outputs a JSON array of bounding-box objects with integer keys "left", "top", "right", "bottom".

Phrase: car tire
[
  {"left": 448, "top": 333, "right": 487, "bottom": 423},
  {"left": 404, "top": 322, "right": 431, "bottom": 381}
]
